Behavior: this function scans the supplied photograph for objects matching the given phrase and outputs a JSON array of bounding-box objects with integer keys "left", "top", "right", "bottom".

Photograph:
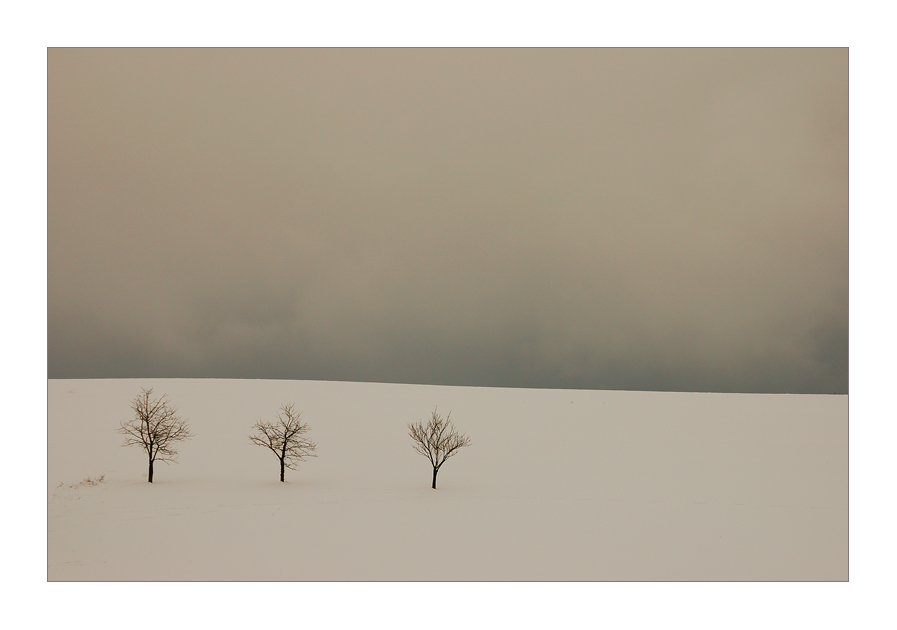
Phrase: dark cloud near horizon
[{"left": 48, "top": 48, "right": 848, "bottom": 393}]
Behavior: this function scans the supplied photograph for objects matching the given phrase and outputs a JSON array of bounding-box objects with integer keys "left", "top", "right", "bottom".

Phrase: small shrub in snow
[{"left": 57, "top": 474, "right": 106, "bottom": 490}]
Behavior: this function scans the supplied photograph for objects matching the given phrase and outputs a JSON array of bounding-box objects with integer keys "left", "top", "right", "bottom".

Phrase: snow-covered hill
[{"left": 48, "top": 378, "right": 847, "bottom": 580}]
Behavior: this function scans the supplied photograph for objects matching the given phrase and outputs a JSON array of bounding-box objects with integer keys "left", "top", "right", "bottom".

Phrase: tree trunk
[
  {"left": 148, "top": 458, "right": 154, "bottom": 483},
  {"left": 432, "top": 467, "right": 437, "bottom": 489},
  {"left": 280, "top": 459, "right": 285, "bottom": 482}
]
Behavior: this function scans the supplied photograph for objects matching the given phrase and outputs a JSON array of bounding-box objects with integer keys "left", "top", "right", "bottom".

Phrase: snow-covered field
[{"left": 48, "top": 379, "right": 847, "bottom": 581}]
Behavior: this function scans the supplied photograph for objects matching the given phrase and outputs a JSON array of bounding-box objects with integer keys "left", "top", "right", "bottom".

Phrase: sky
[{"left": 48, "top": 48, "right": 848, "bottom": 393}]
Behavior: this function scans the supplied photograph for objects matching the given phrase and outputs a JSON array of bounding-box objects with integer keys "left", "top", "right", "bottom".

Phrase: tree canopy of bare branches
[
  {"left": 408, "top": 409, "right": 471, "bottom": 489},
  {"left": 118, "top": 388, "right": 193, "bottom": 483},
  {"left": 249, "top": 403, "right": 317, "bottom": 482}
]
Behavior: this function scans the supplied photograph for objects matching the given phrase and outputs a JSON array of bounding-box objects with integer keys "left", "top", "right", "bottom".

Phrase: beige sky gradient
[{"left": 48, "top": 48, "right": 847, "bottom": 392}]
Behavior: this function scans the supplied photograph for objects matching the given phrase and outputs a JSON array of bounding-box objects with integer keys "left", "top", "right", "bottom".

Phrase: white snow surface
[{"left": 48, "top": 378, "right": 847, "bottom": 581}]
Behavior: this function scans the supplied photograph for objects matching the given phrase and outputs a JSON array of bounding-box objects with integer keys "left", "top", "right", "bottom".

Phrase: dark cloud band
[{"left": 48, "top": 48, "right": 848, "bottom": 393}]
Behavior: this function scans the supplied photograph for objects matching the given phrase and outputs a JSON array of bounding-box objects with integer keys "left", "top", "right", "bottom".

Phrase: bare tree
[
  {"left": 249, "top": 404, "right": 317, "bottom": 482},
  {"left": 408, "top": 409, "right": 471, "bottom": 489},
  {"left": 118, "top": 388, "right": 193, "bottom": 483}
]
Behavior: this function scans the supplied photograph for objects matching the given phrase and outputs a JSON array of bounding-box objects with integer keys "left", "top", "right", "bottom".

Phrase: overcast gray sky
[{"left": 48, "top": 48, "right": 847, "bottom": 393}]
